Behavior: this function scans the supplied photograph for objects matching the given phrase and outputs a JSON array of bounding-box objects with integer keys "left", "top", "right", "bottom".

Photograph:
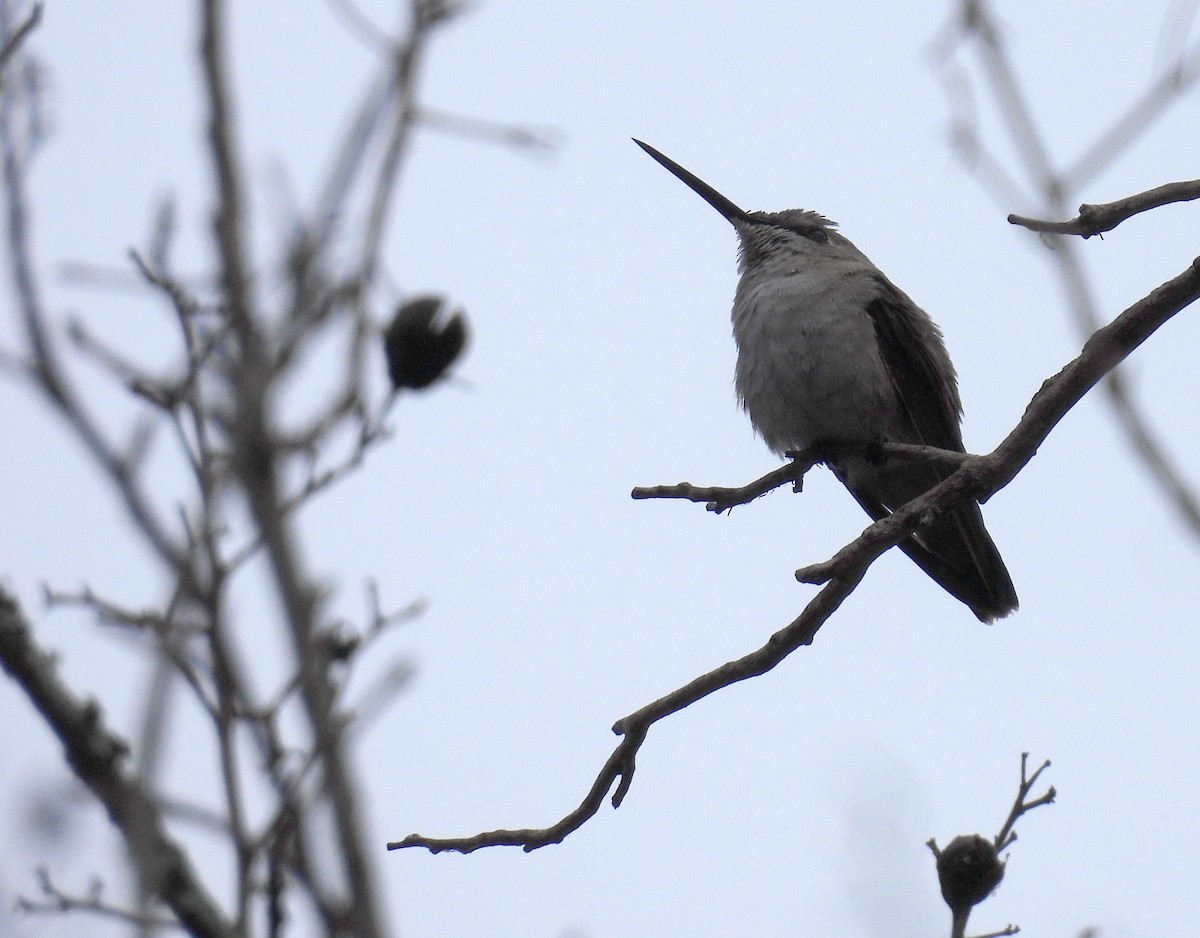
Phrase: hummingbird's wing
[
  {"left": 842, "top": 279, "right": 1018, "bottom": 622},
  {"left": 863, "top": 278, "right": 964, "bottom": 454}
]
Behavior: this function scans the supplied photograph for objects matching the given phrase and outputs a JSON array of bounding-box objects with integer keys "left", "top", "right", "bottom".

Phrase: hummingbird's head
[
  {"left": 733, "top": 209, "right": 856, "bottom": 273},
  {"left": 634, "top": 140, "right": 865, "bottom": 273}
]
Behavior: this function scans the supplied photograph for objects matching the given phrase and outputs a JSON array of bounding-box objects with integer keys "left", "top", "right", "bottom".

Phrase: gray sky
[{"left": 2, "top": 2, "right": 1198, "bottom": 936}]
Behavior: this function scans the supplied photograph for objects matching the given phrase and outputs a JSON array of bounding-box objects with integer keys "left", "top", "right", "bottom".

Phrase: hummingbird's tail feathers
[
  {"left": 896, "top": 502, "right": 1018, "bottom": 623},
  {"left": 838, "top": 471, "right": 1018, "bottom": 623}
]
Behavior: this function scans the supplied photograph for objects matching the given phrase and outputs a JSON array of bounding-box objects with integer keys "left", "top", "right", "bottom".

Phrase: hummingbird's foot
[
  {"left": 785, "top": 441, "right": 834, "bottom": 465},
  {"left": 863, "top": 437, "right": 889, "bottom": 465},
  {"left": 782, "top": 448, "right": 811, "bottom": 490},
  {"left": 791, "top": 439, "right": 887, "bottom": 466}
]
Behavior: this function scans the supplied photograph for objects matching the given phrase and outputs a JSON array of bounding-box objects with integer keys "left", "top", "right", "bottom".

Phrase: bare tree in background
[{"left": 0, "top": 1, "right": 527, "bottom": 934}]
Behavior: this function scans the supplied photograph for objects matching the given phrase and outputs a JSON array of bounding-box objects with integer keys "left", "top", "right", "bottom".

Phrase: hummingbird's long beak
[{"left": 633, "top": 139, "right": 753, "bottom": 226}]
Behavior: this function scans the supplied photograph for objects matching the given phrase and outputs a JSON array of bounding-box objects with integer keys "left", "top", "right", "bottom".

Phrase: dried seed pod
[
  {"left": 934, "top": 834, "right": 1005, "bottom": 910},
  {"left": 383, "top": 296, "right": 468, "bottom": 391}
]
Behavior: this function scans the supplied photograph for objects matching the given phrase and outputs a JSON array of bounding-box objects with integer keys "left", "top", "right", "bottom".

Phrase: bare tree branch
[
  {"left": 632, "top": 441, "right": 969, "bottom": 514},
  {"left": 323, "top": 0, "right": 392, "bottom": 51},
  {"left": 0, "top": 591, "right": 234, "bottom": 938},
  {"left": 416, "top": 108, "right": 564, "bottom": 156},
  {"left": 198, "top": 0, "right": 256, "bottom": 347},
  {"left": 17, "top": 867, "right": 179, "bottom": 931},
  {"left": 198, "top": 3, "right": 384, "bottom": 934},
  {"left": 1009, "top": 179, "right": 1200, "bottom": 236},
  {"left": 0, "top": 0, "right": 38, "bottom": 74},
  {"left": 1065, "top": 37, "right": 1200, "bottom": 190},
  {"left": 994, "top": 752, "right": 1055, "bottom": 852},
  {"left": 356, "top": 1, "right": 452, "bottom": 287},
  {"left": 0, "top": 16, "right": 188, "bottom": 575}
]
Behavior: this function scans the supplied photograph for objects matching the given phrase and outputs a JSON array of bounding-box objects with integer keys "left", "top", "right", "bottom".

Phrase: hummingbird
[{"left": 635, "top": 139, "right": 1017, "bottom": 622}]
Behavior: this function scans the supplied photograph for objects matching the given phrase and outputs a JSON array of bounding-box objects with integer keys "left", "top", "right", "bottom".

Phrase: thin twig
[
  {"left": 324, "top": 0, "right": 392, "bottom": 51},
  {"left": 356, "top": 1, "right": 449, "bottom": 286},
  {"left": 416, "top": 108, "right": 564, "bottom": 156},
  {"left": 18, "top": 867, "right": 178, "bottom": 930},
  {"left": 0, "top": 1, "right": 39, "bottom": 74},
  {"left": 199, "top": 0, "right": 256, "bottom": 347},
  {"left": 632, "top": 441, "right": 969, "bottom": 513},
  {"left": 994, "top": 752, "right": 1055, "bottom": 851},
  {"left": 1009, "top": 179, "right": 1200, "bottom": 236},
  {"left": 0, "top": 21, "right": 187, "bottom": 574},
  {"left": 1065, "top": 37, "right": 1200, "bottom": 190}
]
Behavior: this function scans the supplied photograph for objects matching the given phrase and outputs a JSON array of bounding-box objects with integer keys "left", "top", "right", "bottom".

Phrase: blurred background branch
[
  {"left": 0, "top": 0, "right": 489, "bottom": 933},
  {"left": 931, "top": 0, "right": 1200, "bottom": 537}
]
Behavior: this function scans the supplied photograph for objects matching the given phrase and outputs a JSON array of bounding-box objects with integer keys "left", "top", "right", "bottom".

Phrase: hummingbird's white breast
[{"left": 732, "top": 259, "right": 900, "bottom": 455}]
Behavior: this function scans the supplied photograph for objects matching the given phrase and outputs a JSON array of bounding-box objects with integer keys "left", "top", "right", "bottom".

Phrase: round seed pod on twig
[
  {"left": 383, "top": 296, "right": 468, "bottom": 391},
  {"left": 933, "top": 834, "right": 1005, "bottom": 910}
]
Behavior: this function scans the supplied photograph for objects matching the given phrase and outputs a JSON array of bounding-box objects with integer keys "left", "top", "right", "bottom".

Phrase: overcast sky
[{"left": 2, "top": 2, "right": 1199, "bottom": 936}]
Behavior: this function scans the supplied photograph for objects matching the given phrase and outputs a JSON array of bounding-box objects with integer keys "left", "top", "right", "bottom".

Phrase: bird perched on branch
[{"left": 636, "top": 139, "right": 1017, "bottom": 622}]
